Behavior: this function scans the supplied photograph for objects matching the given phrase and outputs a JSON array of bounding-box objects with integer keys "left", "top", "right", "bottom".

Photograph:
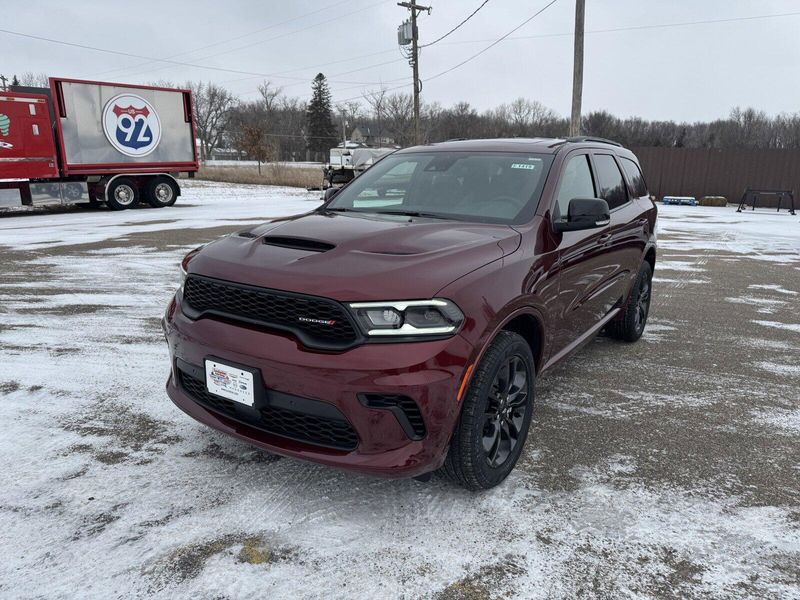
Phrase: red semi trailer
[{"left": 0, "top": 77, "right": 198, "bottom": 211}]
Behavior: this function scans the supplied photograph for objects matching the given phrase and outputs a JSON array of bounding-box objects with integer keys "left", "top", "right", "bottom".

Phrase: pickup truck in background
[{"left": 0, "top": 77, "right": 198, "bottom": 211}]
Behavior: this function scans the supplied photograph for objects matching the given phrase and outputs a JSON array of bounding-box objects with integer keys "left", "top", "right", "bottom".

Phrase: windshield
[{"left": 325, "top": 151, "right": 554, "bottom": 224}]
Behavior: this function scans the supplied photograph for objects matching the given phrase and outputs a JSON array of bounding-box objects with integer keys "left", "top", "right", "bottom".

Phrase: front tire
[
  {"left": 441, "top": 331, "right": 535, "bottom": 491},
  {"left": 608, "top": 260, "right": 653, "bottom": 342},
  {"left": 106, "top": 178, "right": 138, "bottom": 211}
]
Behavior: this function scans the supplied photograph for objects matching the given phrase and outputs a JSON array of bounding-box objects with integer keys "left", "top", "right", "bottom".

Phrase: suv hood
[{"left": 189, "top": 211, "right": 521, "bottom": 301}]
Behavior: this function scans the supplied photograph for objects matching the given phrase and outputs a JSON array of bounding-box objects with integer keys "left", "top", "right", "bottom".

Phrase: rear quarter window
[
  {"left": 620, "top": 157, "right": 648, "bottom": 198},
  {"left": 593, "top": 154, "right": 629, "bottom": 210}
]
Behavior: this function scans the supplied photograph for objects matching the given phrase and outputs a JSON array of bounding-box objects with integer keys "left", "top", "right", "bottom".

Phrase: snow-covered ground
[{"left": 0, "top": 187, "right": 798, "bottom": 599}]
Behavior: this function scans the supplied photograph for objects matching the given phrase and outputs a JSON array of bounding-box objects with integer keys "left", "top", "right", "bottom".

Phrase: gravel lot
[{"left": 1, "top": 181, "right": 798, "bottom": 599}]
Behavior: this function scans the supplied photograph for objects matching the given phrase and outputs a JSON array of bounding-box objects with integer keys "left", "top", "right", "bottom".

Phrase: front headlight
[{"left": 348, "top": 299, "right": 464, "bottom": 337}]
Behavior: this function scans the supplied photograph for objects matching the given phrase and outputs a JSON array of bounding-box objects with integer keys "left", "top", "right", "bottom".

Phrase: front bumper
[{"left": 163, "top": 296, "right": 474, "bottom": 478}]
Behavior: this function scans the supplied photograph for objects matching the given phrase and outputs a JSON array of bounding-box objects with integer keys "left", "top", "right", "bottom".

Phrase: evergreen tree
[
  {"left": 305, "top": 73, "right": 336, "bottom": 160},
  {"left": 11, "top": 75, "right": 19, "bottom": 87}
]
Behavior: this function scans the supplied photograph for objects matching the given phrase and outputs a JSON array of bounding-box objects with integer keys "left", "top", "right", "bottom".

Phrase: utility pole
[
  {"left": 569, "top": 0, "right": 585, "bottom": 137},
  {"left": 398, "top": 1, "right": 430, "bottom": 145},
  {"left": 0, "top": 75, "right": 7, "bottom": 92}
]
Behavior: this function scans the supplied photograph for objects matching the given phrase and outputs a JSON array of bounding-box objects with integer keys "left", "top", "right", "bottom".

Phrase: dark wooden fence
[{"left": 632, "top": 147, "right": 800, "bottom": 206}]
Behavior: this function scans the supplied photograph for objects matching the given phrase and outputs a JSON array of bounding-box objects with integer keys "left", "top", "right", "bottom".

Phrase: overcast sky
[{"left": 3, "top": 0, "right": 799, "bottom": 122}]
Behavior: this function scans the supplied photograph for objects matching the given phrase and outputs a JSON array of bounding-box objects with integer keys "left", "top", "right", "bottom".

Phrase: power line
[
  {"left": 323, "top": 0, "right": 559, "bottom": 104},
  {"left": 420, "top": 0, "right": 490, "bottom": 48},
  {"left": 437, "top": 9, "right": 800, "bottom": 46},
  {"left": 99, "top": 0, "right": 392, "bottom": 82},
  {"left": 91, "top": 0, "right": 349, "bottom": 78},
  {"left": 425, "top": 0, "right": 559, "bottom": 84},
  {"left": 0, "top": 27, "right": 391, "bottom": 87}
]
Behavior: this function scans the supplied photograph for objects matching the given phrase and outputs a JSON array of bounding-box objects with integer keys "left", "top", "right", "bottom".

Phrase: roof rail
[{"left": 564, "top": 136, "right": 623, "bottom": 147}]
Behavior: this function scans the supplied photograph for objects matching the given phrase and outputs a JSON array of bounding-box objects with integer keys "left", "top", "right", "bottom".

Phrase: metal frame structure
[{"left": 737, "top": 188, "right": 796, "bottom": 215}]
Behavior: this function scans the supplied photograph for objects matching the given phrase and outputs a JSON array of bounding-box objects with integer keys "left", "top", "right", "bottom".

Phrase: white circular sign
[{"left": 102, "top": 93, "right": 162, "bottom": 157}]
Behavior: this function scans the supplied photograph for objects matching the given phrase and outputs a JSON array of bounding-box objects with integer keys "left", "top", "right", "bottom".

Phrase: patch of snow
[
  {"left": 748, "top": 283, "right": 798, "bottom": 296},
  {"left": 655, "top": 261, "right": 706, "bottom": 272},
  {"left": 753, "top": 320, "right": 800, "bottom": 334},
  {"left": 751, "top": 408, "right": 800, "bottom": 434},
  {"left": 756, "top": 361, "right": 800, "bottom": 377},
  {"left": 656, "top": 205, "right": 800, "bottom": 264},
  {"left": 652, "top": 276, "right": 707, "bottom": 284},
  {"left": 0, "top": 180, "right": 321, "bottom": 251}
]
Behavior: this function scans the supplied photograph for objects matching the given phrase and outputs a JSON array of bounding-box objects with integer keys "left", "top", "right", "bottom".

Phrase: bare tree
[
  {"left": 258, "top": 81, "right": 283, "bottom": 114},
  {"left": 364, "top": 88, "right": 389, "bottom": 145},
  {"left": 384, "top": 93, "right": 414, "bottom": 146},
  {"left": 188, "top": 81, "right": 237, "bottom": 161},
  {"left": 18, "top": 72, "right": 49, "bottom": 87}
]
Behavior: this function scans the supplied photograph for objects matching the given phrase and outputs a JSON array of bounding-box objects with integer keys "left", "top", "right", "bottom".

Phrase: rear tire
[
  {"left": 106, "top": 178, "right": 138, "bottom": 211},
  {"left": 440, "top": 331, "right": 535, "bottom": 491},
  {"left": 145, "top": 177, "right": 179, "bottom": 208},
  {"left": 608, "top": 260, "right": 653, "bottom": 342}
]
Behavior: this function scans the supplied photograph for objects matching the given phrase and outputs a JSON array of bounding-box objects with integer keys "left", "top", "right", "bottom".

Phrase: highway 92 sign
[{"left": 102, "top": 93, "right": 162, "bottom": 157}]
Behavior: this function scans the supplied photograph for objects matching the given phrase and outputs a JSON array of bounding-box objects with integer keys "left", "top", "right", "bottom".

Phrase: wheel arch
[
  {"left": 499, "top": 312, "right": 545, "bottom": 375},
  {"left": 644, "top": 245, "right": 656, "bottom": 272}
]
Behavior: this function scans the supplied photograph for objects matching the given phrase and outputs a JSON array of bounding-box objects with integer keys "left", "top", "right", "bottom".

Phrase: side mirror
[
  {"left": 323, "top": 187, "right": 340, "bottom": 202},
  {"left": 553, "top": 198, "right": 610, "bottom": 233}
]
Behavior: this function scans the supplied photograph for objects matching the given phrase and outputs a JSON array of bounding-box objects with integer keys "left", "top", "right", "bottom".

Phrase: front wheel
[
  {"left": 608, "top": 260, "right": 653, "bottom": 342},
  {"left": 440, "top": 331, "right": 535, "bottom": 491},
  {"left": 106, "top": 178, "right": 138, "bottom": 211}
]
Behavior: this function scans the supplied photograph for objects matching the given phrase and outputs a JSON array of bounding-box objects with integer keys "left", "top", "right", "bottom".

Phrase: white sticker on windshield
[{"left": 511, "top": 163, "right": 536, "bottom": 170}]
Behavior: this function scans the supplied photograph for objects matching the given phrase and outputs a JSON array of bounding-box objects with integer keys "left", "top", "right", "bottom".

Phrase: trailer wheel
[
  {"left": 106, "top": 178, "right": 138, "bottom": 210},
  {"left": 145, "top": 177, "right": 179, "bottom": 208}
]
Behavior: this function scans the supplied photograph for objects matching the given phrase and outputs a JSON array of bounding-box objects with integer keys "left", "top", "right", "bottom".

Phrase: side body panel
[{"left": 0, "top": 93, "right": 59, "bottom": 180}]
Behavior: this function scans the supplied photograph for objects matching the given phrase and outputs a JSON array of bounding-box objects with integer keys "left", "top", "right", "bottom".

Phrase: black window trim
[{"left": 589, "top": 152, "right": 632, "bottom": 213}]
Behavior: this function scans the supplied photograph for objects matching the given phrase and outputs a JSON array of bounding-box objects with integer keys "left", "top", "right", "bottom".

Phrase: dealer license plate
[{"left": 205, "top": 359, "right": 255, "bottom": 407}]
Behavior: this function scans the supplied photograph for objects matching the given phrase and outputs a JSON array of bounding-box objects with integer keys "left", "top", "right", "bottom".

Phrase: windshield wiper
[{"left": 373, "top": 210, "right": 451, "bottom": 220}]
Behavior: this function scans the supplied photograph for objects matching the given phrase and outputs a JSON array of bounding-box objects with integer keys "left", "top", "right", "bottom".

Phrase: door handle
[{"left": 598, "top": 233, "right": 612, "bottom": 245}]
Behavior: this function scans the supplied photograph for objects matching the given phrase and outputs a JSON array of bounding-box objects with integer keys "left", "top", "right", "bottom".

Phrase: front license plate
[{"left": 205, "top": 359, "right": 255, "bottom": 407}]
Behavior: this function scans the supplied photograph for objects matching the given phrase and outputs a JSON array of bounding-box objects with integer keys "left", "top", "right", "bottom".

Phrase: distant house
[
  {"left": 351, "top": 125, "right": 395, "bottom": 147},
  {"left": 195, "top": 139, "right": 245, "bottom": 161}
]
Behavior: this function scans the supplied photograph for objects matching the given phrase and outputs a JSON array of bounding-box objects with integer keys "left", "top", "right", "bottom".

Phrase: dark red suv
[{"left": 163, "top": 137, "right": 657, "bottom": 490}]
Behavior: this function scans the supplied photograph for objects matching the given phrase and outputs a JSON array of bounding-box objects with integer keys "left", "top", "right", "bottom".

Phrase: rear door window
[
  {"left": 593, "top": 154, "right": 629, "bottom": 210},
  {"left": 620, "top": 157, "right": 648, "bottom": 198}
]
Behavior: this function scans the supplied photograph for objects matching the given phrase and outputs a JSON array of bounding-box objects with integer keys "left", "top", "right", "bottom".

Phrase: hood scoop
[{"left": 262, "top": 236, "right": 336, "bottom": 253}]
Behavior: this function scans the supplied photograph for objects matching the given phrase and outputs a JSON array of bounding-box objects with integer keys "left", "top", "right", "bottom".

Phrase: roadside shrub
[
  {"left": 699, "top": 196, "right": 728, "bottom": 207},
  {"left": 196, "top": 165, "right": 322, "bottom": 189}
]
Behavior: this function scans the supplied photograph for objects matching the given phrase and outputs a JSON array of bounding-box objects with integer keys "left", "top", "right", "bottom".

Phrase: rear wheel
[
  {"left": 440, "top": 331, "right": 535, "bottom": 491},
  {"left": 608, "top": 260, "right": 653, "bottom": 342},
  {"left": 145, "top": 177, "right": 179, "bottom": 208},
  {"left": 106, "top": 178, "right": 138, "bottom": 211}
]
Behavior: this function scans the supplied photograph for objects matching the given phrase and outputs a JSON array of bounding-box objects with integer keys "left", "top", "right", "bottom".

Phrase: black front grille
[
  {"left": 182, "top": 275, "right": 359, "bottom": 349},
  {"left": 180, "top": 368, "right": 237, "bottom": 416},
  {"left": 360, "top": 393, "right": 426, "bottom": 439},
  {"left": 257, "top": 406, "right": 358, "bottom": 450},
  {"left": 178, "top": 368, "right": 358, "bottom": 451}
]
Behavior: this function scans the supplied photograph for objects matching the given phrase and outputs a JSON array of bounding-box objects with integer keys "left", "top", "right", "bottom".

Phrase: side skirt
[{"left": 539, "top": 307, "right": 621, "bottom": 375}]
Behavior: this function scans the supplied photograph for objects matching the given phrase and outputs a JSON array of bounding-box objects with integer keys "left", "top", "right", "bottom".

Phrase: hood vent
[{"left": 263, "top": 236, "right": 335, "bottom": 252}]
